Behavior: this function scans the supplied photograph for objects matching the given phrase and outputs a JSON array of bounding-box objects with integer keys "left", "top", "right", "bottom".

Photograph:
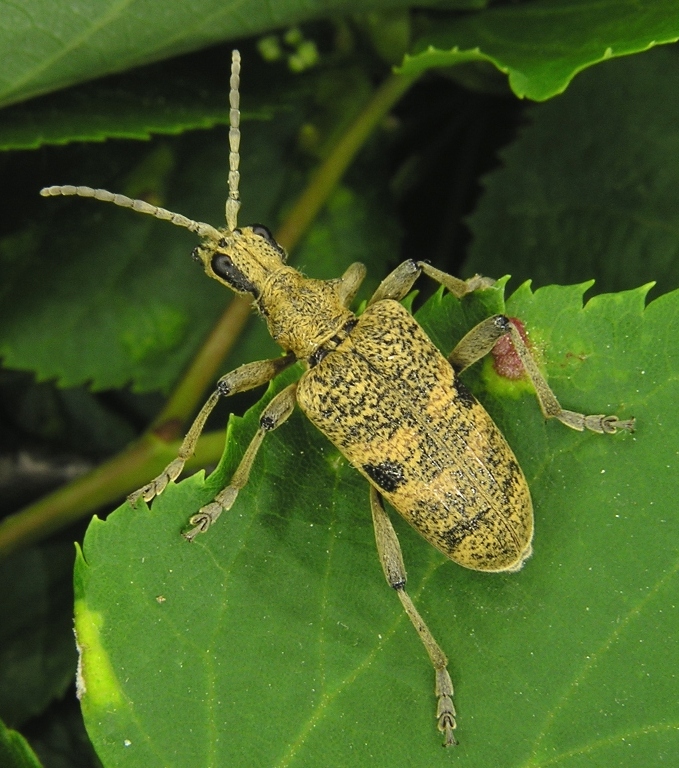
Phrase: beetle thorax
[{"left": 259, "top": 269, "right": 355, "bottom": 360}]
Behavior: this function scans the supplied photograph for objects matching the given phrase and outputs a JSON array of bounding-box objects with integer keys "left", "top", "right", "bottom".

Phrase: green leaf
[
  {"left": 0, "top": 718, "right": 43, "bottom": 768},
  {"left": 0, "top": 74, "right": 272, "bottom": 151},
  {"left": 465, "top": 45, "right": 679, "bottom": 297},
  {"left": 399, "top": 0, "right": 679, "bottom": 101},
  {"left": 0, "top": 0, "right": 424, "bottom": 110},
  {"left": 75, "top": 281, "right": 678, "bottom": 766},
  {"left": 0, "top": 544, "right": 77, "bottom": 727},
  {"left": 0, "top": 46, "right": 294, "bottom": 151}
]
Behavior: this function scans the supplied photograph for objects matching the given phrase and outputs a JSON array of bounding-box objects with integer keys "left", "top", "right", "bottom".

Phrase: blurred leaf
[
  {"left": 465, "top": 46, "right": 679, "bottom": 297},
  {"left": 75, "top": 281, "right": 678, "bottom": 766},
  {"left": 0, "top": 374, "right": 137, "bottom": 460},
  {"left": 400, "top": 0, "right": 679, "bottom": 101},
  {"left": 21, "top": 694, "right": 101, "bottom": 768},
  {"left": 0, "top": 0, "right": 426, "bottom": 110},
  {"left": 0, "top": 73, "right": 273, "bottom": 151},
  {"left": 0, "top": 544, "right": 76, "bottom": 727},
  {"left": 1, "top": 131, "right": 234, "bottom": 392},
  {"left": 0, "top": 718, "right": 43, "bottom": 768},
  {"left": 0, "top": 44, "right": 297, "bottom": 151}
]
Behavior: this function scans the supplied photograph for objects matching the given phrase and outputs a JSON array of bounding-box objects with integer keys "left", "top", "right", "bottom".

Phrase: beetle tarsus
[
  {"left": 601, "top": 415, "right": 636, "bottom": 433},
  {"left": 436, "top": 668, "right": 458, "bottom": 746},
  {"left": 128, "top": 458, "right": 185, "bottom": 505},
  {"left": 184, "top": 501, "right": 224, "bottom": 541}
]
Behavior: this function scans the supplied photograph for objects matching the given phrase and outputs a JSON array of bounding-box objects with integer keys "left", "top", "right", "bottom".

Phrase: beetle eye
[
  {"left": 252, "top": 224, "right": 273, "bottom": 241},
  {"left": 211, "top": 252, "right": 259, "bottom": 296},
  {"left": 251, "top": 224, "right": 286, "bottom": 260},
  {"left": 211, "top": 253, "right": 234, "bottom": 279}
]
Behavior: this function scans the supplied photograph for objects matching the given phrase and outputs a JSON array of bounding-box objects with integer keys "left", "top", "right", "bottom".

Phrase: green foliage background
[
  {"left": 76, "top": 281, "right": 677, "bottom": 766},
  {"left": 0, "top": 1, "right": 678, "bottom": 766}
]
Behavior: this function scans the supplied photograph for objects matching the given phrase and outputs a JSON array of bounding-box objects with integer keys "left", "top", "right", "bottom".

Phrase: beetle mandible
[{"left": 41, "top": 50, "right": 635, "bottom": 746}]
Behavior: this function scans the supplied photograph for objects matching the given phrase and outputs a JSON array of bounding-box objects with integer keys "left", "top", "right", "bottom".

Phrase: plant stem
[{"left": 0, "top": 431, "right": 225, "bottom": 558}]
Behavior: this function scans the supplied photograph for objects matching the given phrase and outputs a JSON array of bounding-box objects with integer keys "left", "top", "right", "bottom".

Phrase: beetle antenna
[
  {"left": 41, "top": 50, "right": 243, "bottom": 240},
  {"left": 225, "top": 49, "right": 241, "bottom": 232},
  {"left": 39, "top": 185, "right": 222, "bottom": 241}
]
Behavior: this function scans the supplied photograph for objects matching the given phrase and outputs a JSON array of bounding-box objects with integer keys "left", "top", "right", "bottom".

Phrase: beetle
[{"left": 41, "top": 50, "right": 634, "bottom": 746}]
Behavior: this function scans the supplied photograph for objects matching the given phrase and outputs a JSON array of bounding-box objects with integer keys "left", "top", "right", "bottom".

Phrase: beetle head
[{"left": 193, "top": 224, "right": 287, "bottom": 298}]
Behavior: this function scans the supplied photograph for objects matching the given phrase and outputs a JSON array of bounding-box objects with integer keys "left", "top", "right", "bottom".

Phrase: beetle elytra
[{"left": 41, "top": 50, "right": 635, "bottom": 746}]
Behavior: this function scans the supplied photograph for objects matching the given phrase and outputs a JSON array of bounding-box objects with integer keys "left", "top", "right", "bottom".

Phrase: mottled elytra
[{"left": 41, "top": 50, "right": 635, "bottom": 747}]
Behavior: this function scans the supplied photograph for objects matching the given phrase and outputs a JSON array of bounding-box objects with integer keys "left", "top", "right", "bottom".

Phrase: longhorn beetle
[{"left": 42, "top": 50, "right": 635, "bottom": 747}]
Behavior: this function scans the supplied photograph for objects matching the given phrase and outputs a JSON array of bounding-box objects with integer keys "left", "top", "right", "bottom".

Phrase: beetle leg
[
  {"left": 369, "top": 486, "right": 457, "bottom": 746},
  {"left": 128, "top": 353, "right": 296, "bottom": 507},
  {"left": 183, "top": 382, "right": 298, "bottom": 541},
  {"left": 449, "top": 315, "right": 635, "bottom": 434},
  {"left": 367, "top": 259, "right": 493, "bottom": 306},
  {"left": 328, "top": 261, "right": 367, "bottom": 306}
]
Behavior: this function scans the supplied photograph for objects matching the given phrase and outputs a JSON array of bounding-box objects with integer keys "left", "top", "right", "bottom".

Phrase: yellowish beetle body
[{"left": 297, "top": 299, "right": 533, "bottom": 572}]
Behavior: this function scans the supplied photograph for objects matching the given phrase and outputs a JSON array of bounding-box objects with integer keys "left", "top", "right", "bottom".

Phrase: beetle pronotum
[{"left": 42, "top": 50, "right": 634, "bottom": 746}]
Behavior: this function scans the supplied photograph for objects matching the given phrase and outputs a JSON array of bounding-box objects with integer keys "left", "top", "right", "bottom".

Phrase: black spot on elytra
[
  {"left": 453, "top": 376, "right": 476, "bottom": 409},
  {"left": 363, "top": 460, "right": 406, "bottom": 493},
  {"left": 441, "top": 514, "right": 483, "bottom": 549}
]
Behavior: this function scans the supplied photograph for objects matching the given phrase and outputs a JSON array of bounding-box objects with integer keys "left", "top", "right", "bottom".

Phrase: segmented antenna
[
  {"left": 225, "top": 49, "right": 241, "bottom": 232},
  {"left": 39, "top": 186, "right": 223, "bottom": 241},
  {"left": 40, "top": 51, "right": 246, "bottom": 240}
]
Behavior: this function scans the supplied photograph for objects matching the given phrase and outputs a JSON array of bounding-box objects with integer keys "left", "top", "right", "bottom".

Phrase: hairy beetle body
[{"left": 298, "top": 299, "right": 533, "bottom": 572}]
